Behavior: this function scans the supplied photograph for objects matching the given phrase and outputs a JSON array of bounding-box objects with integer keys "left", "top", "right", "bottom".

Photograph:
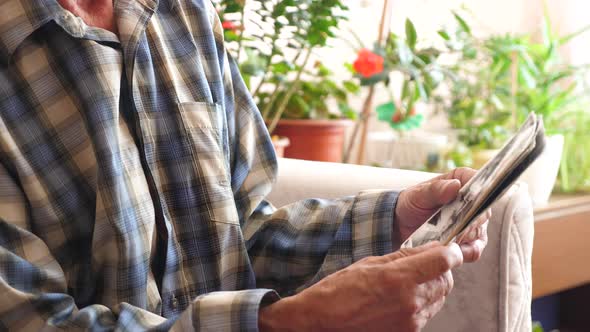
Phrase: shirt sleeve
[
  {"left": 0, "top": 160, "right": 281, "bottom": 331},
  {"left": 210, "top": 5, "right": 401, "bottom": 296}
]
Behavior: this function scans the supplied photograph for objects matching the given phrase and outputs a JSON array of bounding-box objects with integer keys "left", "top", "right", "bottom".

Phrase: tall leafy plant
[
  {"left": 349, "top": 19, "right": 446, "bottom": 132},
  {"left": 437, "top": 10, "right": 590, "bottom": 149},
  {"left": 216, "top": 0, "right": 352, "bottom": 133},
  {"left": 557, "top": 108, "right": 590, "bottom": 193}
]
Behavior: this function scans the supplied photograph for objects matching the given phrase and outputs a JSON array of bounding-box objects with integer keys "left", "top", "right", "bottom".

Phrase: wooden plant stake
[{"left": 343, "top": 0, "right": 392, "bottom": 164}]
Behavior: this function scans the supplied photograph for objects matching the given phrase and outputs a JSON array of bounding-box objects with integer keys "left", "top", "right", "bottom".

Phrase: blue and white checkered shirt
[{"left": 0, "top": 0, "right": 399, "bottom": 330}]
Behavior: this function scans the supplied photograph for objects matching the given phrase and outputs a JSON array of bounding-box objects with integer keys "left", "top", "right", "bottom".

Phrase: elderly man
[{"left": 0, "top": 0, "right": 489, "bottom": 330}]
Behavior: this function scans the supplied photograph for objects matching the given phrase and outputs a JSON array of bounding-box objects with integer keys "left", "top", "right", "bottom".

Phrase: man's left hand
[{"left": 395, "top": 167, "right": 490, "bottom": 263}]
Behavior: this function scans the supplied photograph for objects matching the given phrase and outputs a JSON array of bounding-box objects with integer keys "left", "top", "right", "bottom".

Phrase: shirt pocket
[
  {"left": 178, "top": 102, "right": 230, "bottom": 178},
  {"left": 138, "top": 102, "right": 239, "bottom": 225},
  {"left": 179, "top": 102, "right": 239, "bottom": 225}
]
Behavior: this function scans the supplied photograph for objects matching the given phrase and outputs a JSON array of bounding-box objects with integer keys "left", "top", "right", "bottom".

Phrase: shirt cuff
[
  {"left": 350, "top": 190, "right": 400, "bottom": 262},
  {"left": 172, "top": 289, "right": 280, "bottom": 331}
]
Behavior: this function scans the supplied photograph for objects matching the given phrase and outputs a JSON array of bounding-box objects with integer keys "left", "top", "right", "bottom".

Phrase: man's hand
[
  {"left": 259, "top": 242, "right": 463, "bottom": 332},
  {"left": 395, "top": 167, "right": 490, "bottom": 262}
]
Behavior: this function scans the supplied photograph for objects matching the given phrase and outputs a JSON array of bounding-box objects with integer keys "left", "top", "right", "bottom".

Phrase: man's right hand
[{"left": 259, "top": 242, "right": 463, "bottom": 332}]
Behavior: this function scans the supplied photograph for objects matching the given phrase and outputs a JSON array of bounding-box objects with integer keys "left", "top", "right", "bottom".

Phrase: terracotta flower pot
[{"left": 272, "top": 119, "right": 352, "bottom": 162}]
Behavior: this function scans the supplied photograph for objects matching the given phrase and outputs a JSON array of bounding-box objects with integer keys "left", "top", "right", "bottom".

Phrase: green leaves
[
  {"left": 351, "top": 19, "right": 446, "bottom": 132},
  {"left": 396, "top": 39, "right": 413, "bottom": 66},
  {"left": 343, "top": 80, "right": 360, "bottom": 94},
  {"left": 218, "top": 0, "right": 353, "bottom": 123},
  {"left": 405, "top": 19, "right": 417, "bottom": 50},
  {"left": 452, "top": 11, "right": 471, "bottom": 34},
  {"left": 438, "top": 30, "right": 450, "bottom": 41},
  {"left": 541, "top": 1, "right": 553, "bottom": 47},
  {"left": 271, "top": 61, "right": 294, "bottom": 75},
  {"left": 439, "top": 6, "right": 590, "bottom": 153},
  {"left": 557, "top": 109, "right": 590, "bottom": 193},
  {"left": 559, "top": 24, "right": 590, "bottom": 46}
]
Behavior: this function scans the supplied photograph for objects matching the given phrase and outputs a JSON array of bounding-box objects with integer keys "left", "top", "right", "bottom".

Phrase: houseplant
[
  {"left": 262, "top": 63, "right": 359, "bottom": 162},
  {"left": 555, "top": 107, "right": 590, "bottom": 193},
  {"left": 217, "top": 0, "right": 357, "bottom": 162},
  {"left": 347, "top": 19, "right": 449, "bottom": 168},
  {"left": 435, "top": 9, "right": 590, "bottom": 204}
]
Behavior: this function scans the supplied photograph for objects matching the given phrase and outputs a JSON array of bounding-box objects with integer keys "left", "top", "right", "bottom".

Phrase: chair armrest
[
  {"left": 268, "top": 158, "right": 534, "bottom": 332},
  {"left": 268, "top": 158, "right": 436, "bottom": 207},
  {"left": 424, "top": 182, "right": 534, "bottom": 332}
]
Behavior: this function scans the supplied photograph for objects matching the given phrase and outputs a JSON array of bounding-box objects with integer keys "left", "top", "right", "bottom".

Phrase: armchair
[{"left": 268, "top": 158, "right": 534, "bottom": 332}]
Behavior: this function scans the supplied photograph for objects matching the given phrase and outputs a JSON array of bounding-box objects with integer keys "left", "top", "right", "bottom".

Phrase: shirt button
[{"left": 170, "top": 294, "right": 179, "bottom": 309}]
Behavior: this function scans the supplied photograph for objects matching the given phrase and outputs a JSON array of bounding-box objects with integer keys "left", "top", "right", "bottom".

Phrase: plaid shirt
[{"left": 0, "top": 0, "right": 399, "bottom": 330}]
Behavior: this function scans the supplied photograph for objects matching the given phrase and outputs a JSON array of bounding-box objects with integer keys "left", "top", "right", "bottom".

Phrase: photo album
[{"left": 401, "top": 113, "right": 546, "bottom": 248}]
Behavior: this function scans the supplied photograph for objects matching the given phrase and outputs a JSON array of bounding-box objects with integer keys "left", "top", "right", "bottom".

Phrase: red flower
[
  {"left": 222, "top": 21, "right": 238, "bottom": 31},
  {"left": 353, "top": 49, "right": 384, "bottom": 78}
]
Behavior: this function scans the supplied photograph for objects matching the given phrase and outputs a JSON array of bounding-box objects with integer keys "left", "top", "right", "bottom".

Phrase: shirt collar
[
  {"left": 0, "top": 0, "right": 62, "bottom": 61},
  {"left": 0, "top": 0, "right": 160, "bottom": 63}
]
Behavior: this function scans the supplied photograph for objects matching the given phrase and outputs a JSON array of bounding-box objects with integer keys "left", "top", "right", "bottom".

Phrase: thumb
[{"left": 411, "top": 179, "right": 461, "bottom": 210}]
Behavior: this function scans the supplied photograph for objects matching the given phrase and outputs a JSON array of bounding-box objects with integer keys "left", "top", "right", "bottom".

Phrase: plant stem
[
  {"left": 267, "top": 48, "right": 314, "bottom": 134},
  {"left": 343, "top": 87, "right": 375, "bottom": 163},
  {"left": 252, "top": 51, "right": 275, "bottom": 99},
  {"left": 259, "top": 19, "right": 306, "bottom": 122},
  {"left": 261, "top": 86, "right": 281, "bottom": 119},
  {"left": 252, "top": 26, "right": 284, "bottom": 99},
  {"left": 353, "top": 0, "right": 392, "bottom": 165},
  {"left": 355, "top": 86, "right": 376, "bottom": 165}
]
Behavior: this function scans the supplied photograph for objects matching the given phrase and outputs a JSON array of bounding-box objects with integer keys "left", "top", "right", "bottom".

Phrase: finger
[
  {"left": 383, "top": 241, "right": 442, "bottom": 262},
  {"left": 460, "top": 238, "right": 487, "bottom": 263},
  {"left": 457, "top": 229, "right": 488, "bottom": 263},
  {"left": 405, "top": 179, "right": 462, "bottom": 211},
  {"left": 415, "top": 296, "right": 446, "bottom": 328},
  {"left": 399, "top": 243, "right": 463, "bottom": 284},
  {"left": 458, "top": 211, "right": 490, "bottom": 244},
  {"left": 432, "top": 167, "right": 477, "bottom": 186},
  {"left": 415, "top": 270, "right": 454, "bottom": 306},
  {"left": 458, "top": 217, "right": 489, "bottom": 263}
]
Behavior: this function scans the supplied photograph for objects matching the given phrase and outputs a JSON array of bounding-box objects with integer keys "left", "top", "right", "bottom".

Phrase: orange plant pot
[{"left": 272, "top": 119, "right": 352, "bottom": 162}]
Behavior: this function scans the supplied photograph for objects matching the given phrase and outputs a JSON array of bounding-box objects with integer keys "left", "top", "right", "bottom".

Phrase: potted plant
[
  {"left": 347, "top": 19, "right": 449, "bottom": 168},
  {"left": 262, "top": 63, "right": 359, "bottom": 162},
  {"left": 216, "top": 0, "right": 356, "bottom": 162},
  {"left": 555, "top": 107, "right": 590, "bottom": 193},
  {"left": 435, "top": 9, "right": 590, "bottom": 204}
]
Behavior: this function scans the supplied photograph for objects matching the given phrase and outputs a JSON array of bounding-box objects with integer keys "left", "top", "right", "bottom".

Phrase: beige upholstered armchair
[{"left": 268, "top": 158, "right": 535, "bottom": 332}]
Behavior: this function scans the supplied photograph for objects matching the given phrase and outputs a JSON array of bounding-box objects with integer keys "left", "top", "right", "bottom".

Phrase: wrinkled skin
[
  {"left": 396, "top": 167, "right": 490, "bottom": 262},
  {"left": 260, "top": 242, "right": 462, "bottom": 332},
  {"left": 260, "top": 168, "right": 491, "bottom": 331}
]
